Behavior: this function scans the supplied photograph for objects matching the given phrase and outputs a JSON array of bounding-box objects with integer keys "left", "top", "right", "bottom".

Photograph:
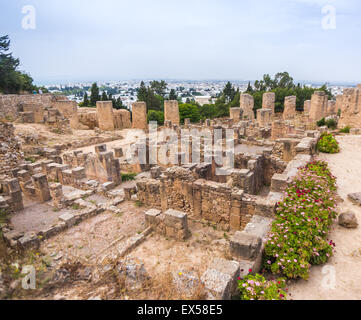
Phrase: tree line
[
  {"left": 79, "top": 82, "right": 126, "bottom": 110},
  {"left": 0, "top": 35, "right": 47, "bottom": 94}
]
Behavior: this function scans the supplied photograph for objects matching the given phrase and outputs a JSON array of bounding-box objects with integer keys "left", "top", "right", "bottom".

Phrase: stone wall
[
  {"left": 0, "top": 94, "right": 67, "bottom": 120},
  {"left": 137, "top": 166, "right": 258, "bottom": 231},
  {"left": 0, "top": 122, "right": 23, "bottom": 175},
  {"left": 145, "top": 208, "right": 190, "bottom": 240}
]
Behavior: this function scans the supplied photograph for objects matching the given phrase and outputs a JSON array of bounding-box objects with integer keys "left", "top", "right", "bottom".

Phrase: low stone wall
[
  {"left": 137, "top": 166, "right": 257, "bottom": 231},
  {"left": 145, "top": 208, "right": 190, "bottom": 240}
]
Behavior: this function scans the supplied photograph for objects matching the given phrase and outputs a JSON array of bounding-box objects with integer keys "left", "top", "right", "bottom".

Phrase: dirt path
[{"left": 288, "top": 135, "right": 361, "bottom": 300}]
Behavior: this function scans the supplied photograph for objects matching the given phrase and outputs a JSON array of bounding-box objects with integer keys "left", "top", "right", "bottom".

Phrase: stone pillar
[
  {"left": 96, "top": 101, "right": 115, "bottom": 131},
  {"left": 339, "top": 87, "right": 361, "bottom": 128},
  {"left": 309, "top": 91, "right": 327, "bottom": 122},
  {"left": 335, "top": 95, "right": 343, "bottom": 114},
  {"left": 230, "top": 108, "right": 242, "bottom": 122},
  {"left": 184, "top": 118, "right": 190, "bottom": 128},
  {"left": 132, "top": 102, "right": 148, "bottom": 129},
  {"left": 271, "top": 120, "right": 286, "bottom": 140},
  {"left": 262, "top": 92, "right": 275, "bottom": 114},
  {"left": 240, "top": 94, "right": 255, "bottom": 120},
  {"left": 230, "top": 191, "right": 243, "bottom": 231},
  {"left": 257, "top": 109, "right": 272, "bottom": 127},
  {"left": 52, "top": 100, "right": 79, "bottom": 129},
  {"left": 327, "top": 100, "right": 337, "bottom": 115},
  {"left": 164, "top": 100, "right": 180, "bottom": 125},
  {"left": 32, "top": 174, "right": 51, "bottom": 203},
  {"left": 114, "top": 147, "right": 124, "bottom": 158},
  {"left": 283, "top": 96, "right": 297, "bottom": 120},
  {"left": 304, "top": 100, "right": 311, "bottom": 114},
  {"left": 50, "top": 183, "right": 65, "bottom": 209},
  {"left": 7, "top": 178, "right": 24, "bottom": 211}
]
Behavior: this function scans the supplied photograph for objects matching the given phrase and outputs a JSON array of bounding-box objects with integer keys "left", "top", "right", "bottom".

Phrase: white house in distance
[{"left": 195, "top": 96, "right": 212, "bottom": 106}]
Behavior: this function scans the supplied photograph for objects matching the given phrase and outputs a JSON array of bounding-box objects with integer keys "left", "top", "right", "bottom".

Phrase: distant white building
[{"left": 194, "top": 96, "right": 212, "bottom": 106}]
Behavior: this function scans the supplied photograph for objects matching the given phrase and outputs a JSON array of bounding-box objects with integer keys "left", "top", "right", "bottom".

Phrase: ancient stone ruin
[{"left": 0, "top": 84, "right": 360, "bottom": 300}]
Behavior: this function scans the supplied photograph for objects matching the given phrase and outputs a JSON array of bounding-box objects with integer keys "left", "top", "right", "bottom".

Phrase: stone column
[
  {"left": 327, "top": 100, "right": 336, "bottom": 115},
  {"left": 304, "top": 100, "right": 311, "bottom": 114},
  {"left": 164, "top": 100, "right": 180, "bottom": 125},
  {"left": 283, "top": 96, "right": 297, "bottom": 120},
  {"left": 262, "top": 92, "right": 275, "bottom": 114},
  {"left": 309, "top": 91, "right": 327, "bottom": 122},
  {"left": 240, "top": 94, "right": 255, "bottom": 120},
  {"left": 271, "top": 120, "right": 286, "bottom": 140},
  {"left": 338, "top": 87, "right": 361, "bottom": 128},
  {"left": 32, "top": 173, "right": 51, "bottom": 203},
  {"left": 257, "top": 109, "right": 272, "bottom": 127},
  {"left": 96, "top": 101, "right": 115, "bottom": 131},
  {"left": 230, "top": 108, "right": 242, "bottom": 122},
  {"left": 132, "top": 102, "right": 148, "bottom": 129},
  {"left": 49, "top": 183, "right": 65, "bottom": 209}
]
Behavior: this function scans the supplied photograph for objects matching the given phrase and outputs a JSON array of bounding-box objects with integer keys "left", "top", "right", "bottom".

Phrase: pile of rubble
[{"left": 0, "top": 121, "right": 23, "bottom": 175}]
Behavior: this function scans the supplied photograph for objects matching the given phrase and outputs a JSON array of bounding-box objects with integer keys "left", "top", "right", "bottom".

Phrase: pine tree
[
  {"left": 137, "top": 81, "right": 148, "bottom": 102},
  {"left": 83, "top": 92, "right": 89, "bottom": 106},
  {"left": 101, "top": 91, "right": 108, "bottom": 101},
  {"left": 246, "top": 81, "right": 254, "bottom": 93},
  {"left": 169, "top": 89, "right": 177, "bottom": 100},
  {"left": 90, "top": 82, "right": 100, "bottom": 106}
]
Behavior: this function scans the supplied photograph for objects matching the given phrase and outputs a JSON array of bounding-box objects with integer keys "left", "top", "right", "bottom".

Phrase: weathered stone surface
[
  {"left": 209, "top": 258, "right": 240, "bottom": 297},
  {"left": 200, "top": 268, "right": 232, "bottom": 300},
  {"left": 240, "top": 94, "right": 255, "bottom": 120},
  {"left": 59, "top": 213, "right": 76, "bottom": 227},
  {"left": 132, "top": 102, "right": 147, "bottom": 130},
  {"left": 262, "top": 92, "right": 275, "bottom": 114},
  {"left": 339, "top": 211, "right": 358, "bottom": 228},
  {"left": 164, "top": 100, "right": 180, "bottom": 125},
  {"left": 230, "top": 231, "right": 262, "bottom": 260}
]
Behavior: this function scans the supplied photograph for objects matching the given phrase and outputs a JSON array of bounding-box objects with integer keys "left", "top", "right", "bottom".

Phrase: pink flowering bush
[
  {"left": 264, "top": 161, "right": 337, "bottom": 280},
  {"left": 238, "top": 274, "right": 287, "bottom": 300}
]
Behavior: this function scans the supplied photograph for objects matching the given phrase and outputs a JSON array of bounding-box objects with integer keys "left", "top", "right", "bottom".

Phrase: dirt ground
[
  {"left": 14, "top": 123, "right": 123, "bottom": 149},
  {"left": 288, "top": 135, "right": 361, "bottom": 300}
]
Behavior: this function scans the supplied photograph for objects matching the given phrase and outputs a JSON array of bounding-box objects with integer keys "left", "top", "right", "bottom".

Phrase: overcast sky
[{"left": 1, "top": 0, "right": 361, "bottom": 84}]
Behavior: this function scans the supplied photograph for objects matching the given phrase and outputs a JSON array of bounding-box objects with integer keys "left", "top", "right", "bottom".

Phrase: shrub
[
  {"left": 264, "top": 161, "right": 337, "bottom": 280},
  {"left": 147, "top": 110, "right": 164, "bottom": 125},
  {"left": 325, "top": 118, "right": 337, "bottom": 130},
  {"left": 337, "top": 109, "right": 341, "bottom": 117},
  {"left": 317, "top": 133, "right": 340, "bottom": 154},
  {"left": 339, "top": 126, "right": 350, "bottom": 134},
  {"left": 179, "top": 103, "right": 201, "bottom": 124},
  {"left": 121, "top": 173, "right": 137, "bottom": 181},
  {"left": 238, "top": 274, "right": 287, "bottom": 300},
  {"left": 316, "top": 118, "right": 326, "bottom": 127}
]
